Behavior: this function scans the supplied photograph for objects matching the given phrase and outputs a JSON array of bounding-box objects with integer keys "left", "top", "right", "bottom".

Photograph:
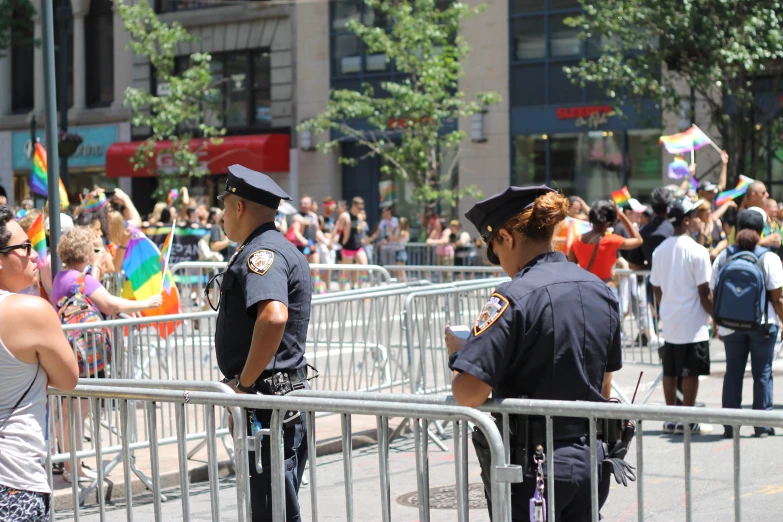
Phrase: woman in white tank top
[{"left": 0, "top": 206, "right": 78, "bottom": 521}]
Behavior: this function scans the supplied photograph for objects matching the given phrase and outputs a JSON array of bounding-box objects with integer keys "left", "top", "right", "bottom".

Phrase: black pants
[
  {"left": 248, "top": 409, "right": 308, "bottom": 522},
  {"left": 488, "top": 438, "right": 610, "bottom": 522}
]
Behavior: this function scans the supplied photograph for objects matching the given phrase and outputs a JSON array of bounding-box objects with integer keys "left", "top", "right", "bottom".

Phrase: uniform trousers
[
  {"left": 249, "top": 408, "right": 308, "bottom": 522},
  {"left": 507, "top": 438, "right": 610, "bottom": 522}
]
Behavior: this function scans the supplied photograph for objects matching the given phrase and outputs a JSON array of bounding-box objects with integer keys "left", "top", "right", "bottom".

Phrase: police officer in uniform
[
  {"left": 445, "top": 186, "right": 625, "bottom": 521},
  {"left": 212, "top": 165, "right": 312, "bottom": 522}
]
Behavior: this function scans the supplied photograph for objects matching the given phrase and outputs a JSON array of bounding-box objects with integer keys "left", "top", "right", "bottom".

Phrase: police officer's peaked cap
[
  {"left": 218, "top": 164, "right": 292, "bottom": 209},
  {"left": 465, "top": 185, "right": 555, "bottom": 265}
]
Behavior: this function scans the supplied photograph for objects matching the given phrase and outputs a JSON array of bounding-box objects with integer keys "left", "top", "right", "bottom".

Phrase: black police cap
[
  {"left": 217, "top": 164, "right": 291, "bottom": 209},
  {"left": 465, "top": 185, "right": 555, "bottom": 265}
]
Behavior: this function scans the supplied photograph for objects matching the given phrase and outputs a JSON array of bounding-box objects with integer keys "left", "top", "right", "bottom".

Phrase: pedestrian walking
[
  {"left": 212, "top": 165, "right": 313, "bottom": 522},
  {"left": 446, "top": 186, "right": 628, "bottom": 521}
]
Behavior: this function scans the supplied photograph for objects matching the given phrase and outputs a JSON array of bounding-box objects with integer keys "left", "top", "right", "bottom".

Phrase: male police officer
[{"left": 214, "top": 164, "right": 312, "bottom": 522}]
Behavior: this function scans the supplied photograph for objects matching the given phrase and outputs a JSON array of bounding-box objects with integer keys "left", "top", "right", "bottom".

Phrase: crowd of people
[{"left": 563, "top": 151, "right": 782, "bottom": 437}]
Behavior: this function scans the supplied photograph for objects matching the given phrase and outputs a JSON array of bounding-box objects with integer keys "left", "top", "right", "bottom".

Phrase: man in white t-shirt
[
  {"left": 710, "top": 207, "right": 783, "bottom": 438},
  {"left": 650, "top": 197, "right": 713, "bottom": 434}
]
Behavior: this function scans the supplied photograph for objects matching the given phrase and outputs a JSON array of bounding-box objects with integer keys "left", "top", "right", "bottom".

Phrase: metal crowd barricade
[
  {"left": 100, "top": 271, "right": 126, "bottom": 297},
  {"left": 51, "top": 385, "right": 521, "bottom": 522},
  {"left": 385, "top": 264, "right": 505, "bottom": 284},
  {"left": 402, "top": 279, "right": 508, "bottom": 395},
  {"left": 294, "top": 390, "right": 783, "bottom": 522}
]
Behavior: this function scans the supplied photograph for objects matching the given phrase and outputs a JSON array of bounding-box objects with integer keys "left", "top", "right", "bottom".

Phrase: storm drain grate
[{"left": 396, "top": 483, "right": 487, "bottom": 509}]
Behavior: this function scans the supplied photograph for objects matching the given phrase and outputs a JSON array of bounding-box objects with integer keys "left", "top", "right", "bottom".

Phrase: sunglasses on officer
[
  {"left": 205, "top": 271, "right": 225, "bottom": 311},
  {"left": 0, "top": 241, "right": 32, "bottom": 257}
]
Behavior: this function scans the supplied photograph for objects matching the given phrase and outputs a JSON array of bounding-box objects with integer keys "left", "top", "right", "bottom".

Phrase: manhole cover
[{"left": 396, "top": 483, "right": 487, "bottom": 509}]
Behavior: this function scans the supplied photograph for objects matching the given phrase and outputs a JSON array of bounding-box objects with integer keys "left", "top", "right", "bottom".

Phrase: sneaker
[
  {"left": 754, "top": 428, "right": 776, "bottom": 437},
  {"left": 673, "top": 422, "right": 685, "bottom": 434},
  {"left": 63, "top": 468, "right": 98, "bottom": 484},
  {"left": 663, "top": 421, "right": 678, "bottom": 434},
  {"left": 688, "top": 423, "right": 713, "bottom": 434}
]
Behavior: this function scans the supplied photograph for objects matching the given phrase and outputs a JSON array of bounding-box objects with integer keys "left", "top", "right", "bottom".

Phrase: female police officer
[{"left": 446, "top": 186, "right": 623, "bottom": 521}]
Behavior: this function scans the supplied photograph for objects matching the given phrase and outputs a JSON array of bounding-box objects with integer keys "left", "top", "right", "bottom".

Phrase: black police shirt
[
  {"left": 215, "top": 222, "right": 312, "bottom": 378},
  {"left": 449, "top": 252, "right": 622, "bottom": 402}
]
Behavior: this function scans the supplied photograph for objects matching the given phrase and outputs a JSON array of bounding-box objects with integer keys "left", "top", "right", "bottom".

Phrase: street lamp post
[{"left": 56, "top": 0, "right": 72, "bottom": 187}]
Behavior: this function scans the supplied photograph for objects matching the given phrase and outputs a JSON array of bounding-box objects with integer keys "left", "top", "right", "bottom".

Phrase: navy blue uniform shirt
[
  {"left": 450, "top": 252, "right": 622, "bottom": 401},
  {"left": 215, "top": 222, "right": 312, "bottom": 378}
]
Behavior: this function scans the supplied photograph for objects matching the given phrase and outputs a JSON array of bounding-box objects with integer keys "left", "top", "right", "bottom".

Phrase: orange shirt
[{"left": 571, "top": 233, "right": 625, "bottom": 280}]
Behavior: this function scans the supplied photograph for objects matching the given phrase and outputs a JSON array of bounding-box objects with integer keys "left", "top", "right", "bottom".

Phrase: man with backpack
[
  {"left": 710, "top": 208, "right": 783, "bottom": 438},
  {"left": 650, "top": 197, "right": 714, "bottom": 434}
]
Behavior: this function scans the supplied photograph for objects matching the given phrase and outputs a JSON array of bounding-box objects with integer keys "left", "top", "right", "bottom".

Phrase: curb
[{"left": 54, "top": 427, "right": 393, "bottom": 510}]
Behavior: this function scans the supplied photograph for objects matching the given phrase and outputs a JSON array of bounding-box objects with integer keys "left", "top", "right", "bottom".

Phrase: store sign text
[{"left": 556, "top": 105, "right": 614, "bottom": 129}]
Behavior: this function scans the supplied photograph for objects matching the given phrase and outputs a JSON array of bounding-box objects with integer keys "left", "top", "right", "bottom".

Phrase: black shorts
[{"left": 660, "top": 341, "right": 710, "bottom": 377}]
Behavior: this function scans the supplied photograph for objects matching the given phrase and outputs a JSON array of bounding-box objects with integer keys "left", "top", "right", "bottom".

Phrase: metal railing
[{"left": 50, "top": 385, "right": 521, "bottom": 522}]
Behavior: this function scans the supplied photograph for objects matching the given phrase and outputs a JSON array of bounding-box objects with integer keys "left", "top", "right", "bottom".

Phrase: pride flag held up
[
  {"left": 30, "top": 141, "right": 70, "bottom": 208},
  {"left": 667, "top": 156, "right": 690, "bottom": 179},
  {"left": 27, "top": 213, "right": 47, "bottom": 264},
  {"left": 611, "top": 186, "right": 632, "bottom": 206},
  {"left": 716, "top": 175, "right": 755, "bottom": 206}
]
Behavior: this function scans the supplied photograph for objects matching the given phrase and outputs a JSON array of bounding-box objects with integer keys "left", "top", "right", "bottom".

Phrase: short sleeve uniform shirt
[
  {"left": 449, "top": 252, "right": 622, "bottom": 402},
  {"left": 215, "top": 222, "right": 312, "bottom": 378}
]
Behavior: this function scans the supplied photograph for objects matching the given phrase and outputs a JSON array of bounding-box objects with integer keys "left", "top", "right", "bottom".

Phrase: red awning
[{"left": 105, "top": 134, "right": 290, "bottom": 178}]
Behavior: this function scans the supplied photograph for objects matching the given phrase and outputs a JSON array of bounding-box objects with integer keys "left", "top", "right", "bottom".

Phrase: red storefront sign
[
  {"left": 105, "top": 134, "right": 290, "bottom": 178},
  {"left": 556, "top": 105, "right": 613, "bottom": 120}
]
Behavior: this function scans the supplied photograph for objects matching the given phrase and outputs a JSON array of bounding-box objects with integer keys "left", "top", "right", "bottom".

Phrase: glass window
[
  {"left": 510, "top": 0, "right": 544, "bottom": 14},
  {"left": 549, "top": 133, "right": 624, "bottom": 201},
  {"left": 626, "top": 131, "right": 663, "bottom": 199},
  {"left": 10, "top": 12, "right": 34, "bottom": 113},
  {"left": 253, "top": 52, "right": 271, "bottom": 127},
  {"left": 512, "top": 17, "right": 546, "bottom": 60},
  {"left": 332, "top": 0, "right": 360, "bottom": 31},
  {"left": 512, "top": 136, "right": 546, "bottom": 185},
  {"left": 510, "top": 64, "right": 545, "bottom": 106},
  {"left": 549, "top": 61, "right": 582, "bottom": 104},
  {"left": 549, "top": 0, "right": 581, "bottom": 9},
  {"left": 203, "top": 57, "right": 224, "bottom": 129},
  {"left": 85, "top": 0, "right": 114, "bottom": 107},
  {"left": 225, "top": 54, "right": 249, "bottom": 127},
  {"left": 549, "top": 14, "right": 581, "bottom": 57},
  {"left": 333, "top": 34, "right": 361, "bottom": 75},
  {"left": 54, "top": 0, "right": 74, "bottom": 108}
]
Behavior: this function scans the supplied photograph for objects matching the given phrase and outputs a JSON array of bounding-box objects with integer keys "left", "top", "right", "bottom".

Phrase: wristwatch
[{"left": 235, "top": 377, "right": 257, "bottom": 394}]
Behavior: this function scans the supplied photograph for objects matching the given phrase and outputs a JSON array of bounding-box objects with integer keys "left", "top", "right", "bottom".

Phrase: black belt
[
  {"left": 256, "top": 367, "right": 308, "bottom": 395},
  {"left": 530, "top": 419, "right": 605, "bottom": 442}
]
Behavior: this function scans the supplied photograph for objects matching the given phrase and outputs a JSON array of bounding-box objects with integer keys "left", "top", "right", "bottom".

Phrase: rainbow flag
[
  {"left": 659, "top": 125, "right": 712, "bottom": 154},
  {"left": 667, "top": 156, "right": 690, "bottom": 179},
  {"left": 611, "top": 186, "right": 632, "bottom": 206},
  {"left": 30, "top": 142, "right": 70, "bottom": 208},
  {"left": 120, "top": 226, "right": 182, "bottom": 337},
  {"left": 716, "top": 175, "right": 756, "bottom": 206},
  {"left": 167, "top": 189, "right": 179, "bottom": 205},
  {"left": 27, "top": 213, "right": 46, "bottom": 265},
  {"left": 159, "top": 224, "right": 175, "bottom": 271}
]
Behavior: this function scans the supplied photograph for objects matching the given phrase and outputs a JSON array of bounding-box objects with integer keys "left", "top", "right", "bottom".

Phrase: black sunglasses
[
  {"left": 204, "top": 271, "right": 225, "bottom": 311},
  {"left": 0, "top": 241, "right": 32, "bottom": 257}
]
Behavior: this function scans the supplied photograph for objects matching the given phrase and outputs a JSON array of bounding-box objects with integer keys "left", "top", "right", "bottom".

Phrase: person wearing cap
[
  {"left": 650, "top": 196, "right": 714, "bottom": 434},
  {"left": 444, "top": 186, "right": 624, "bottom": 520},
  {"left": 213, "top": 164, "right": 312, "bottom": 521},
  {"left": 709, "top": 208, "right": 783, "bottom": 438}
]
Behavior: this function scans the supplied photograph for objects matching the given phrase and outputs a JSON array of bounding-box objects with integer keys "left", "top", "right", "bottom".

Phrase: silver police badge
[
  {"left": 474, "top": 293, "right": 510, "bottom": 336},
  {"left": 248, "top": 250, "right": 275, "bottom": 276}
]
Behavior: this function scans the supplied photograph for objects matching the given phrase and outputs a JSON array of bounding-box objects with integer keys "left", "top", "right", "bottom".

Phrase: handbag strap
[
  {"left": 0, "top": 362, "right": 40, "bottom": 436},
  {"left": 585, "top": 236, "right": 602, "bottom": 272}
]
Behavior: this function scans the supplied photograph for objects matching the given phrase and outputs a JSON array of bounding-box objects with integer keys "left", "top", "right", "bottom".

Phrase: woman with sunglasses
[{"left": 0, "top": 206, "right": 79, "bottom": 521}]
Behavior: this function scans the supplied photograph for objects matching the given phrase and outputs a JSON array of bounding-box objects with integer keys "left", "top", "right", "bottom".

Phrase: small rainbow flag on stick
[
  {"left": 26, "top": 213, "right": 47, "bottom": 265},
  {"left": 716, "top": 175, "right": 755, "bottom": 206},
  {"left": 158, "top": 223, "right": 176, "bottom": 292},
  {"left": 30, "top": 141, "right": 70, "bottom": 208},
  {"left": 611, "top": 186, "right": 632, "bottom": 206},
  {"left": 167, "top": 189, "right": 179, "bottom": 206},
  {"left": 667, "top": 156, "right": 690, "bottom": 179},
  {"left": 659, "top": 125, "right": 721, "bottom": 155}
]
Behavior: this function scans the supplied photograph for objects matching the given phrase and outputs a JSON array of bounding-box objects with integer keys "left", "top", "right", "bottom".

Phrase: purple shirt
[{"left": 51, "top": 269, "right": 102, "bottom": 308}]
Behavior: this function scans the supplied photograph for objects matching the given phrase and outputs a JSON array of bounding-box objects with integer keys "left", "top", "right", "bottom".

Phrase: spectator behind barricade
[
  {"left": 650, "top": 197, "right": 713, "bottom": 434},
  {"left": 764, "top": 198, "right": 782, "bottom": 257},
  {"left": 331, "top": 197, "right": 369, "bottom": 289},
  {"left": 108, "top": 210, "right": 132, "bottom": 274},
  {"left": 37, "top": 213, "right": 76, "bottom": 299},
  {"left": 568, "top": 200, "right": 642, "bottom": 293},
  {"left": 106, "top": 188, "right": 142, "bottom": 228},
  {"left": 196, "top": 204, "right": 210, "bottom": 228},
  {"left": 612, "top": 199, "right": 646, "bottom": 260},
  {"left": 627, "top": 187, "right": 674, "bottom": 270},
  {"left": 317, "top": 197, "right": 337, "bottom": 265},
  {"left": 710, "top": 208, "right": 783, "bottom": 438},
  {"left": 275, "top": 211, "right": 288, "bottom": 234},
  {"left": 144, "top": 202, "right": 167, "bottom": 230},
  {"left": 695, "top": 203, "right": 729, "bottom": 261},
  {"left": 451, "top": 220, "right": 477, "bottom": 267},
  {"left": 371, "top": 206, "right": 400, "bottom": 266},
  {"left": 208, "top": 207, "right": 235, "bottom": 260},
  {"left": 0, "top": 205, "right": 78, "bottom": 518},
  {"left": 426, "top": 218, "right": 454, "bottom": 266},
  {"left": 389, "top": 217, "right": 410, "bottom": 275},
  {"left": 569, "top": 195, "right": 589, "bottom": 220}
]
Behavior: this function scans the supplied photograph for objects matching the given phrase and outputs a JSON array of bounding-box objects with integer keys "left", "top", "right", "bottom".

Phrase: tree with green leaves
[
  {"left": 298, "top": 0, "right": 500, "bottom": 210},
  {"left": 0, "top": 0, "right": 37, "bottom": 58},
  {"left": 564, "top": 1, "right": 783, "bottom": 182},
  {"left": 114, "top": 0, "right": 224, "bottom": 196}
]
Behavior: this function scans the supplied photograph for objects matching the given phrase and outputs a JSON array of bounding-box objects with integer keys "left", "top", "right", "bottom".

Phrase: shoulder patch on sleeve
[
  {"left": 247, "top": 250, "right": 275, "bottom": 276},
  {"left": 474, "top": 293, "right": 510, "bottom": 336}
]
